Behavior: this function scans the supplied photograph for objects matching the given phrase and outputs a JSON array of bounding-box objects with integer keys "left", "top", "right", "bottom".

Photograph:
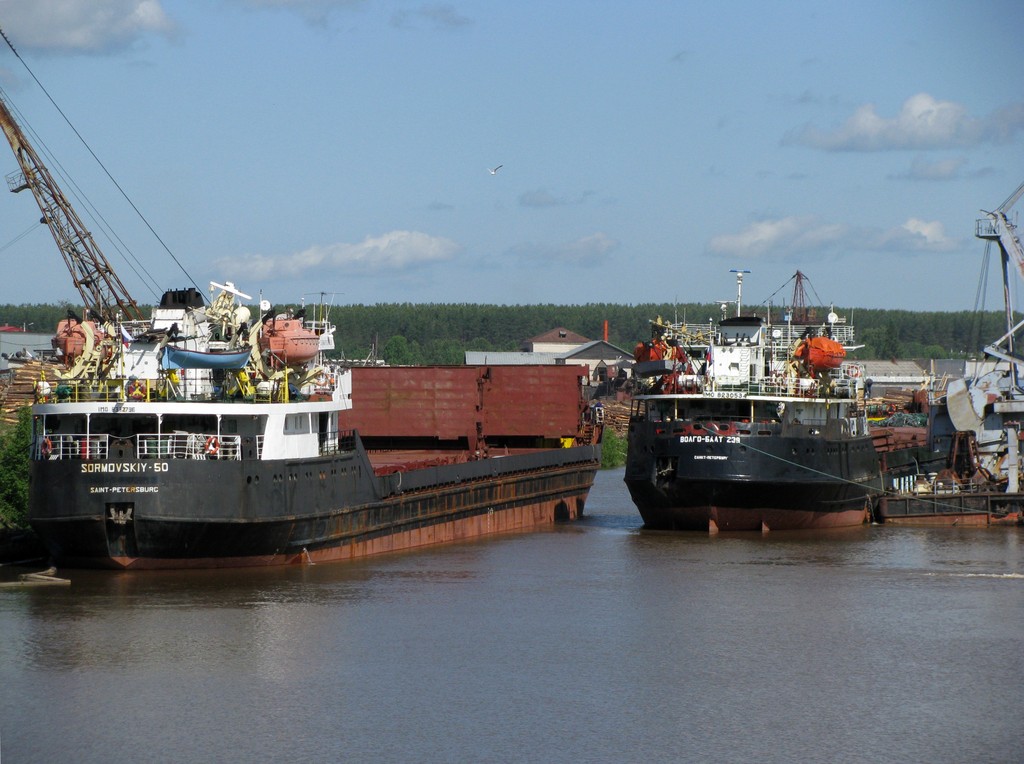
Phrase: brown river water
[{"left": 1, "top": 467, "right": 1022, "bottom": 763}]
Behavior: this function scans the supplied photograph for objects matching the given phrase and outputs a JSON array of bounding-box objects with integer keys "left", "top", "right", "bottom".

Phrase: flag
[{"left": 121, "top": 326, "right": 133, "bottom": 348}]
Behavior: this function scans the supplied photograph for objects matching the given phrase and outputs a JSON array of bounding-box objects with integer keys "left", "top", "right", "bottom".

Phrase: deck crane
[
  {"left": 0, "top": 92, "right": 143, "bottom": 322},
  {"left": 942, "top": 181, "right": 1024, "bottom": 492},
  {"left": 975, "top": 180, "right": 1024, "bottom": 373}
]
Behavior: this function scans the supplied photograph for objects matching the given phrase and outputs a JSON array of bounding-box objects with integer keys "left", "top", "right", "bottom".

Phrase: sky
[{"left": 0, "top": 0, "right": 1022, "bottom": 316}]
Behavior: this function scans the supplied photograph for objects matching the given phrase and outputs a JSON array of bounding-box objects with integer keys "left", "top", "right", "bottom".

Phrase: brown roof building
[{"left": 522, "top": 327, "right": 591, "bottom": 353}]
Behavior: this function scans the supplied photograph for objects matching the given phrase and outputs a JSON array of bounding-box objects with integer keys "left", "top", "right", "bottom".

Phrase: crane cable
[
  {"left": 743, "top": 440, "right": 998, "bottom": 517},
  {"left": 0, "top": 220, "right": 41, "bottom": 254},
  {"left": 0, "top": 90, "right": 164, "bottom": 301},
  {"left": 0, "top": 26, "right": 204, "bottom": 301}
]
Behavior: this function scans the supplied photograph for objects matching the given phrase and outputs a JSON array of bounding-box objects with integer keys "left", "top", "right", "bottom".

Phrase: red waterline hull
[
  {"left": 35, "top": 448, "right": 598, "bottom": 570},
  {"left": 88, "top": 489, "right": 590, "bottom": 570},
  {"left": 638, "top": 504, "right": 871, "bottom": 533}
]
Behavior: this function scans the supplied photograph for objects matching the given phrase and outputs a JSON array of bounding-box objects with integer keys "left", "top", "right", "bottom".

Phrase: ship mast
[
  {"left": 790, "top": 270, "right": 817, "bottom": 324},
  {"left": 0, "top": 92, "right": 142, "bottom": 321},
  {"left": 729, "top": 268, "right": 750, "bottom": 316}
]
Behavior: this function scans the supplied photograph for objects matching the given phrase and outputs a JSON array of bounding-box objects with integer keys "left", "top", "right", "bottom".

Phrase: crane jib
[{"left": 0, "top": 92, "right": 143, "bottom": 322}]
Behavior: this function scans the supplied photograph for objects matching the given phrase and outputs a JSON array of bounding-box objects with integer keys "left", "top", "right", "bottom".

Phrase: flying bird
[{"left": 489, "top": 165, "right": 503, "bottom": 175}]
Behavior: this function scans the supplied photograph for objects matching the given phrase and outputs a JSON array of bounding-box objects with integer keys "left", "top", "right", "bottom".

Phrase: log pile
[
  {"left": 0, "top": 360, "right": 54, "bottom": 425},
  {"left": 597, "top": 399, "right": 631, "bottom": 436},
  {"left": 865, "top": 387, "right": 927, "bottom": 419}
]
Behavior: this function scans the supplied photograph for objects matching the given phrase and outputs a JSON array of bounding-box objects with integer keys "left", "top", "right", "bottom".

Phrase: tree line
[{"left": 0, "top": 300, "right": 1009, "bottom": 366}]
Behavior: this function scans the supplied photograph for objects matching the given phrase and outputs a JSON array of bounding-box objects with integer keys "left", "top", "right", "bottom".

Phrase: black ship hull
[
  {"left": 30, "top": 438, "right": 600, "bottom": 569},
  {"left": 625, "top": 424, "right": 880, "bottom": 531}
]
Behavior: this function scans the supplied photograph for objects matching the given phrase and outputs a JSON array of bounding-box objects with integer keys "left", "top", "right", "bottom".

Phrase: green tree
[
  {"left": 0, "top": 407, "right": 32, "bottom": 528},
  {"left": 423, "top": 338, "right": 465, "bottom": 365},
  {"left": 381, "top": 335, "right": 422, "bottom": 365},
  {"left": 600, "top": 428, "right": 627, "bottom": 469}
]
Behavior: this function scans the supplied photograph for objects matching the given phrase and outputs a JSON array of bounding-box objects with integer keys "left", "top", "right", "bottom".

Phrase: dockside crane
[
  {"left": 942, "top": 181, "right": 1024, "bottom": 491},
  {"left": 0, "top": 92, "right": 142, "bottom": 322},
  {"left": 975, "top": 180, "right": 1024, "bottom": 374}
]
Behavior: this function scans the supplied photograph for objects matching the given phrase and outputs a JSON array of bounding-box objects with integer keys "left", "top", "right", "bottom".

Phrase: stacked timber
[
  {"left": 598, "top": 399, "right": 631, "bottom": 436},
  {"left": 871, "top": 424, "right": 929, "bottom": 453},
  {"left": 0, "top": 360, "right": 52, "bottom": 425},
  {"left": 865, "top": 387, "right": 928, "bottom": 419}
]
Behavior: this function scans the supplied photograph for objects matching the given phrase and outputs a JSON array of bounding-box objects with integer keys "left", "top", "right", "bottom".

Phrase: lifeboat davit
[
  {"left": 259, "top": 315, "right": 319, "bottom": 366},
  {"left": 52, "top": 319, "right": 104, "bottom": 368},
  {"left": 795, "top": 336, "right": 846, "bottom": 370}
]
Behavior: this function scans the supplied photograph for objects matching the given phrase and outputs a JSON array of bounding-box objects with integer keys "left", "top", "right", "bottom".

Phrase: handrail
[
  {"left": 36, "top": 432, "right": 243, "bottom": 461},
  {"left": 35, "top": 430, "right": 358, "bottom": 461},
  {"left": 35, "top": 373, "right": 340, "bottom": 405}
]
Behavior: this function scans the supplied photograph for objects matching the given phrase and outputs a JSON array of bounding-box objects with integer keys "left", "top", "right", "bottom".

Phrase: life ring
[
  {"left": 205, "top": 436, "right": 220, "bottom": 456},
  {"left": 848, "top": 366, "right": 861, "bottom": 378},
  {"left": 41, "top": 437, "right": 53, "bottom": 457}
]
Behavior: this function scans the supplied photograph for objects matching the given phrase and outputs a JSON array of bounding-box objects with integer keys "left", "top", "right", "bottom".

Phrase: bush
[
  {"left": 0, "top": 407, "right": 32, "bottom": 528},
  {"left": 600, "top": 427, "right": 627, "bottom": 469}
]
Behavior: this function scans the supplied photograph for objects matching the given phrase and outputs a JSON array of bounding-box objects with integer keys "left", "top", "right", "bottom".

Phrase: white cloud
[
  {"left": 891, "top": 156, "right": 967, "bottom": 181},
  {"left": 214, "top": 230, "right": 460, "bottom": 280},
  {"left": 709, "top": 215, "right": 959, "bottom": 258},
  {"left": 872, "top": 218, "right": 959, "bottom": 252},
  {"left": 0, "top": 0, "right": 176, "bottom": 54},
  {"left": 510, "top": 232, "right": 618, "bottom": 265},
  {"left": 786, "top": 93, "right": 1024, "bottom": 151},
  {"left": 708, "top": 217, "right": 847, "bottom": 257},
  {"left": 556, "top": 232, "right": 618, "bottom": 263}
]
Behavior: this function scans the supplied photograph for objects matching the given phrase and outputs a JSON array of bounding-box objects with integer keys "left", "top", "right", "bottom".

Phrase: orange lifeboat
[
  {"left": 52, "top": 319, "right": 104, "bottom": 367},
  {"left": 259, "top": 315, "right": 320, "bottom": 366},
  {"left": 795, "top": 336, "right": 846, "bottom": 371}
]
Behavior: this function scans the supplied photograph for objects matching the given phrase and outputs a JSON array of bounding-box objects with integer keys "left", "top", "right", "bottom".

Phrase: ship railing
[
  {"left": 889, "top": 474, "right": 1002, "bottom": 496},
  {"left": 137, "top": 432, "right": 243, "bottom": 460},
  {"left": 767, "top": 324, "right": 856, "bottom": 347},
  {"left": 318, "top": 428, "right": 357, "bottom": 456},
  {"left": 976, "top": 218, "right": 1000, "bottom": 238},
  {"left": 37, "top": 376, "right": 173, "bottom": 404},
  {"left": 36, "top": 378, "right": 139, "bottom": 404},
  {"left": 36, "top": 374, "right": 335, "bottom": 405},
  {"left": 36, "top": 432, "right": 110, "bottom": 460},
  {"left": 704, "top": 379, "right": 823, "bottom": 398},
  {"left": 36, "top": 432, "right": 246, "bottom": 461},
  {"left": 703, "top": 376, "right": 857, "bottom": 399}
]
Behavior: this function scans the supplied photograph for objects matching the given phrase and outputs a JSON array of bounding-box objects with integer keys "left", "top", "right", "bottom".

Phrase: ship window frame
[{"left": 284, "top": 413, "right": 310, "bottom": 434}]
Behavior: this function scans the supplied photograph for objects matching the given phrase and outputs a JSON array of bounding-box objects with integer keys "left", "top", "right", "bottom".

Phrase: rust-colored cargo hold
[{"left": 340, "top": 365, "right": 586, "bottom": 451}]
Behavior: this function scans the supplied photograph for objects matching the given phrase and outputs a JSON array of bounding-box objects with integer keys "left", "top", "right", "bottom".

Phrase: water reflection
[{"left": 1, "top": 468, "right": 1021, "bottom": 764}]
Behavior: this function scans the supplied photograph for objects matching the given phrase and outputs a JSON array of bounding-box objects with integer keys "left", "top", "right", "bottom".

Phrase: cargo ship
[
  {"left": 28, "top": 283, "right": 602, "bottom": 569},
  {"left": 624, "top": 271, "right": 880, "bottom": 531},
  {"left": 0, "top": 78, "right": 600, "bottom": 569}
]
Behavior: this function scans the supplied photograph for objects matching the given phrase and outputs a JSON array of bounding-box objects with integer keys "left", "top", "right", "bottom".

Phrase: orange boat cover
[{"left": 797, "top": 336, "right": 845, "bottom": 369}]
